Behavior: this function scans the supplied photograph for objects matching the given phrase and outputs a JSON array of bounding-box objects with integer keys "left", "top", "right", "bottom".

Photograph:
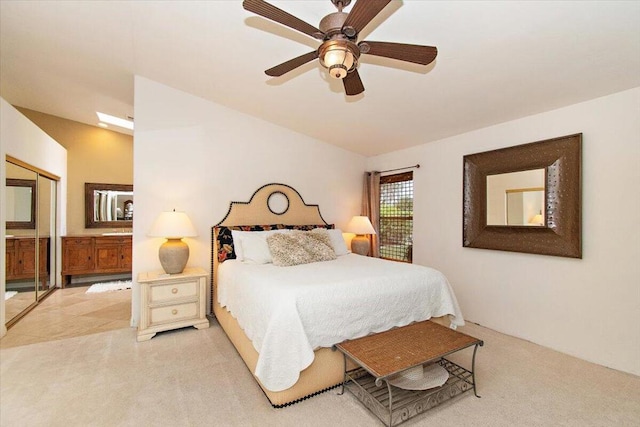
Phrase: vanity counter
[{"left": 61, "top": 235, "right": 132, "bottom": 286}]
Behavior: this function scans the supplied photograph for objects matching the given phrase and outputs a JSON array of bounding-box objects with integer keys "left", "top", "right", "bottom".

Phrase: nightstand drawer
[
  {"left": 150, "top": 279, "right": 198, "bottom": 302},
  {"left": 150, "top": 302, "right": 198, "bottom": 325}
]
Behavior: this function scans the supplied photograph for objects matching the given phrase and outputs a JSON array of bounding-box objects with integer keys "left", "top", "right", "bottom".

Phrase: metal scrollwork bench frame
[{"left": 335, "top": 320, "right": 483, "bottom": 427}]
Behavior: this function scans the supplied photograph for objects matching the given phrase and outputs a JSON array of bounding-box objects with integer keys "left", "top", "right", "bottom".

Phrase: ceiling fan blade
[
  {"left": 360, "top": 41, "right": 438, "bottom": 65},
  {"left": 265, "top": 51, "right": 319, "bottom": 77},
  {"left": 341, "top": 0, "right": 392, "bottom": 37},
  {"left": 243, "top": 0, "right": 324, "bottom": 39},
  {"left": 343, "top": 69, "right": 365, "bottom": 96}
]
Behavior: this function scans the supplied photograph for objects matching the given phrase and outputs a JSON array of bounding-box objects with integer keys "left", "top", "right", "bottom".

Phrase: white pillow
[
  {"left": 231, "top": 230, "right": 246, "bottom": 260},
  {"left": 240, "top": 233, "right": 273, "bottom": 264},
  {"left": 231, "top": 229, "right": 289, "bottom": 264},
  {"left": 315, "top": 228, "right": 350, "bottom": 256}
]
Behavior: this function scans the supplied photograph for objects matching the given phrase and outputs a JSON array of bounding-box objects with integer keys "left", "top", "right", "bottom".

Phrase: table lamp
[
  {"left": 148, "top": 210, "right": 197, "bottom": 274},
  {"left": 346, "top": 215, "right": 376, "bottom": 256}
]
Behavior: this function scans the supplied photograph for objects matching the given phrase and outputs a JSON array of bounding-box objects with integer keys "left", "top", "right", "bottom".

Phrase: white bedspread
[{"left": 217, "top": 254, "right": 464, "bottom": 392}]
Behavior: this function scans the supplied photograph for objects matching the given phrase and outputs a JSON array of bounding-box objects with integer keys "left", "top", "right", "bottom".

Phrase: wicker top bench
[{"left": 336, "top": 320, "right": 482, "bottom": 379}]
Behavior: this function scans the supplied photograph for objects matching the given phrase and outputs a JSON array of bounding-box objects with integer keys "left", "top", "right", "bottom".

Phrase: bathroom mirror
[
  {"left": 85, "top": 183, "right": 134, "bottom": 228},
  {"left": 463, "top": 133, "right": 582, "bottom": 258},
  {"left": 6, "top": 178, "right": 36, "bottom": 229}
]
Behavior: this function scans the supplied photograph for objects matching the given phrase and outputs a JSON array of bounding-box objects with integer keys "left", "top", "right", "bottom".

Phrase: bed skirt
[{"left": 213, "top": 299, "right": 354, "bottom": 407}]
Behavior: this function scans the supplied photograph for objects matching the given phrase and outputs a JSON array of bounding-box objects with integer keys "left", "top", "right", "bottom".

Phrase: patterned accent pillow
[{"left": 267, "top": 230, "right": 337, "bottom": 267}]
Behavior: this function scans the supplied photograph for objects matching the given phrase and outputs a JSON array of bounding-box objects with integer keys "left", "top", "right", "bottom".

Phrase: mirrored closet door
[
  {"left": 5, "top": 158, "right": 58, "bottom": 328},
  {"left": 37, "top": 174, "right": 57, "bottom": 299}
]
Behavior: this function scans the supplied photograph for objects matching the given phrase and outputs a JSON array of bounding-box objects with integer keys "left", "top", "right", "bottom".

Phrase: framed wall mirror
[
  {"left": 463, "top": 133, "right": 582, "bottom": 258},
  {"left": 85, "top": 183, "right": 134, "bottom": 228},
  {"left": 6, "top": 178, "right": 36, "bottom": 229}
]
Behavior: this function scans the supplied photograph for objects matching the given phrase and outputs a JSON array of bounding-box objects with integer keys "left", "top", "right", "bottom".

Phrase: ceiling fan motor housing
[{"left": 319, "top": 11, "right": 349, "bottom": 36}]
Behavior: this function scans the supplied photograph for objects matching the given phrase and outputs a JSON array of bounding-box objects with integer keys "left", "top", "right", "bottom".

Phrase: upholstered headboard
[
  {"left": 210, "top": 183, "right": 332, "bottom": 312},
  {"left": 215, "top": 183, "right": 328, "bottom": 227}
]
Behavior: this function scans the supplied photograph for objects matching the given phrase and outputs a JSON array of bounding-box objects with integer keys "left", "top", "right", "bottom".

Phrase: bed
[{"left": 211, "top": 183, "right": 464, "bottom": 407}]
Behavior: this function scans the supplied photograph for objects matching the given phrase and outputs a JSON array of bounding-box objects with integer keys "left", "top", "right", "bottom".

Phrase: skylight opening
[{"left": 96, "top": 112, "right": 134, "bottom": 130}]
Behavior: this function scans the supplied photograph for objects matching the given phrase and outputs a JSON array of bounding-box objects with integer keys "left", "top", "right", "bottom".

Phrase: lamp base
[
  {"left": 351, "top": 235, "right": 370, "bottom": 256},
  {"left": 159, "top": 238, "right": 189, "bottom": 274}
]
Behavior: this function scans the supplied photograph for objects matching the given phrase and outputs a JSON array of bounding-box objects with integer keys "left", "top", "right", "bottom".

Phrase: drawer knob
[
  {"left": 172, "top": 309, "right": 178, "bottom": 315},
  {"left": 171, "top": 288, "right": 178, "bottom": 294}
]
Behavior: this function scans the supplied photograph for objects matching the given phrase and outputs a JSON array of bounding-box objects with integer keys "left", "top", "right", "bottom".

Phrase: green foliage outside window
[{"left": 379, "top": 177, "right": 413, "bottom": 262}]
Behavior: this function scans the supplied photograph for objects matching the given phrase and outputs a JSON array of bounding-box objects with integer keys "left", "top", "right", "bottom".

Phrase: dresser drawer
[
  {"left": 150, "top": 302, "right": 198, "bottom": 325},
  {"left": 149, "top": 279, "right": 198, "bottom": 303}
]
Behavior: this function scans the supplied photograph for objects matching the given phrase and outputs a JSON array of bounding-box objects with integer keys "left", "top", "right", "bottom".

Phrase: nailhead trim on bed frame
[{"left": 268, "top": 383, "right": 342, "bottom": 408}]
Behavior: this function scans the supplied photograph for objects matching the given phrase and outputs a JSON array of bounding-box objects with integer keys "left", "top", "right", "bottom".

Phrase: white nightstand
[{"left": 137, "top": 267, "right": 209, "bottom": 342}]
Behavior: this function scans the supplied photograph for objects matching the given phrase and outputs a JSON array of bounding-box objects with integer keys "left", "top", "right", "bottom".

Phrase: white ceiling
[{"left": 1, "top": 1, "right": 639, "bottom": 157}]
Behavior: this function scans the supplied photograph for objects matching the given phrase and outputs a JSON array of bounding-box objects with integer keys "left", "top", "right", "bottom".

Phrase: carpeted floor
[{"left": 1, "top": 320, "right": 639, "bottom": 426}]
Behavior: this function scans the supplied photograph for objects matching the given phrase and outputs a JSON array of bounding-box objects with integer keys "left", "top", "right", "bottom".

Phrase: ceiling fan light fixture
[
  {"left": 325, "top": 48, "right": 353, "bottom": 79},
  {"left": 328, "top": 63, "right": 349, "bottom": 79},
  {"left": 319, "top": 40, "right": 358, "bottom": 80}
]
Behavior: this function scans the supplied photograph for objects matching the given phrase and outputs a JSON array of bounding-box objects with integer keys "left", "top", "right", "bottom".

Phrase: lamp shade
[
  {"left": 148, "top": 210, "right": 197, "bottom": 239},
  {"left": 346, "top": 216, "right": 376, "bottom": 235}
]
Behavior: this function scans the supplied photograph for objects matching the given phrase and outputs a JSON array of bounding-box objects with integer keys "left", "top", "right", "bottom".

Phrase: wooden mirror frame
[
  {"left": 463, "top": 133, "right": 582, "bottom": 258},
  {"left": 85, "top": 183, "right": 133, "bottom": 228},
  {"left": 6, "top": 178, "right": 37, "bottom": 229}
]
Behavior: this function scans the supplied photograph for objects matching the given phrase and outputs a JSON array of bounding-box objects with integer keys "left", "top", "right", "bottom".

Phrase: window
[{"left": 379, "top": 171, "right": 413, "bottom": 262}]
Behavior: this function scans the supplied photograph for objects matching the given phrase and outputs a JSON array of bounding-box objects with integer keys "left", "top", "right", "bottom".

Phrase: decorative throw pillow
[
  {"left": 267, "top": 231, "right": 337, "bottom": 267},
  {"left": 304, "top": 228, "right": 334, "bottom": 248}
]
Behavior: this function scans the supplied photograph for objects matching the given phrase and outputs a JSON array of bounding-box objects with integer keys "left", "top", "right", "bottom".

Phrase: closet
[{"left": 5, "top": 158, "right": 58, "bottom": 328}]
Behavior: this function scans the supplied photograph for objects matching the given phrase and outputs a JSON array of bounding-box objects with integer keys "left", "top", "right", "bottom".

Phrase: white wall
[
  {"left": 132, "top": 77, "right": 365, "bottom": 326},
  {"left": 367, "top": 87, "right": 640, "bottom": 376},
  {"left": 0, "top": 98, "right": 67, "bottom": 337}
]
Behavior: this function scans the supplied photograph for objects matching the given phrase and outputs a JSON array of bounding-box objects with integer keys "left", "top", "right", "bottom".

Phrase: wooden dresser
[{"left": 61, "top": 235, "right": 132, "bottom": 285}]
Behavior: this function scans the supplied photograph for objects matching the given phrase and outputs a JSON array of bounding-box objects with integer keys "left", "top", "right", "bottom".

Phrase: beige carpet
[{"left": 1, "top": 320, "right": 639, "bottom": 426}]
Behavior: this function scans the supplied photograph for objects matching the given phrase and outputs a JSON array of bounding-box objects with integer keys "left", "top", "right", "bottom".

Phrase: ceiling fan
[{"left": 243, "top": 0, "right": 438, "bottom": 96}]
